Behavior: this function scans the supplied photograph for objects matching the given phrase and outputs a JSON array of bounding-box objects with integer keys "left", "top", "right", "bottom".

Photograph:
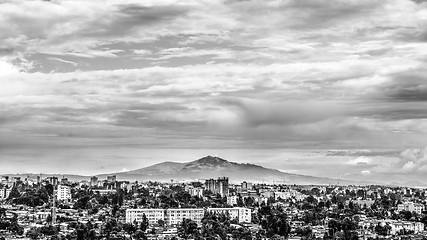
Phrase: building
[
  {"left": 126, "top": 209, "right": 165, "bottom": 225},
  {"left": 56, "top": 185, "right": 71, "bottom": 201},
  {"left": 207, "top": 207, "right": 251, "bottom": 223},
  {"left": 107, "top": 175, "right": 116, "bottom": 183},
  {"left": 205, "top": 177, "right": 229, "bottom": 197},
  {"left": 390, "top": 221, "right": 424, "bottom": 235},
  {"left": 0, "top": 187, "right": 11, "bottom": 199},
  {"left": 90, "top": 176, "right": 98, "bottom": 187},
  {"left": 360, "top": 220, "right": 424, "bottom": 235},
  {"left": 48, "top": 177, "right": 58, "bottom": 186},
  {"left": 165, "top": 208, "right": 205, "bottom": 226},
  {"left": 227, "top": 195, "right": 238, "bottom": 206},
  {"left": 397, "top": 202, "right": 425, "bottom": 214},
  {"left": 187, "top": 187, "right": 203, "bottom": 198},
  {"left": 241, "top": 181, "right": 252, "bottom": 190}
]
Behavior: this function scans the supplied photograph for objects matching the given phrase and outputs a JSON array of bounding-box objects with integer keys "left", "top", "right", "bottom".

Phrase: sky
[{"left": 1, "top": 0, "right": 427, "bottom": 185}]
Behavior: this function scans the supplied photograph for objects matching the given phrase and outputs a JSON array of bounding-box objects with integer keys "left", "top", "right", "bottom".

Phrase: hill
[{"left": 97, "top": 155, "right": 368, "bottom": 185}]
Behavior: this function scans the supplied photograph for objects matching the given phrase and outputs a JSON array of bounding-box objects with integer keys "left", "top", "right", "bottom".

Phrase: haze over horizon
[{"left": 1, "top": 0, "right": 427, "bottom": 185}]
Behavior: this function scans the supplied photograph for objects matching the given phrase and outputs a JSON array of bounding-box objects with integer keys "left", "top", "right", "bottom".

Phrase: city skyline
[{"left": 1, "top": 0, "right": 427, "bottom": 184}]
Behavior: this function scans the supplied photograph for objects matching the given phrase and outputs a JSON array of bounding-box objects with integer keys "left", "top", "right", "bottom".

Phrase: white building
[
  {"left": 56, "top": 185, "right": 71, "bottom": 201},
  {"left": 397, "top": 202, "right": 425, "bottom": 214},
  {"left": 125, "top": 207, "right": 249, "bottom": 226},
  {"left": 390, "top": 221, "right": 424, "bottom": 235},
  {"left": 227, "top": 195, "right": 238, "bottom": 206},
  {"left": 207, "top": 207, "right": 251, "bottom": 223},
  {"left": 126, "top": 209, "right": 165, "bottom": 225},
  {"left": 165, "top": 208, "right": 205, "bottom": 226},
  {"left": 0, "top": 187, "right": 11, "bottom": 199},
  {"left": 187, "top": 187, "right": 203, "bottom": 198}
]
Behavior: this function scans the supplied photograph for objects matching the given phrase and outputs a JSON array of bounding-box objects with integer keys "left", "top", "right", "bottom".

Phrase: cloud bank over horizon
[{"left": 1, "top": 0, "right": 427, "bottom": 183}]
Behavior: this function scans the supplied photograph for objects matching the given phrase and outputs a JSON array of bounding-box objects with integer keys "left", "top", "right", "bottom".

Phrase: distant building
[
  {"left": 107, "top": 175, "right": 116, "bottom": 183},
  {"left": 187, "top": 187, "right": 203, "bottom": 197},
  {"left": 0, "top": 187, "right": 11, "bottom": 199},
  {"left": 60, "top": 177, "right": 68, "bottom": 185},
  {"left": 397, "top": 202, "right": 425, "bottom": 214},
  {"left": 126, "top": 209, "right": 165, "bottom": 225},
  {"left": 165, "top": 208, "right": 205, "bottom": 226},
  {"left": 241, "top": 181, "right": 252, "bottom": 190},
  {"left": 56, "top": 185, "right": 71, "bottom": 201},
  {"left": 48, "top": 177, "right": 58, "bottom": 186},
  {"left": 207, "top": 207, "right": 251, "bottom": 223},
  {"left": 227, "top": 195, "right": 238, "bottom": 206},
  {"left": 205, "top": 177, "right": 229, "bottom": 197},
  {"left": 126, "top": 208, "right": 206, "bottom": 226},
  {"left": 90, "top": 176, "right": 98, "bottom": 187}
]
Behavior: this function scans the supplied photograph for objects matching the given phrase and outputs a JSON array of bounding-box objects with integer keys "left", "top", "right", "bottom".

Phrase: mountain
[{"left": 98, "top": 155, "right": 369, "bottom": 185}]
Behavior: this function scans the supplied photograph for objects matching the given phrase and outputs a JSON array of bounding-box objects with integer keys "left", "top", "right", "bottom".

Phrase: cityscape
[
  {"left": 0, "top": 156, "right": 427, "bottom": 239},
  {"left": 2, "top": 0, "right": 427, "bottom": 239}
]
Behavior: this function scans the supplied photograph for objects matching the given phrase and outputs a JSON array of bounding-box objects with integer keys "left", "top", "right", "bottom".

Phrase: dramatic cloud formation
[{"left": 0, "top": 0, "right": 427, "bottom": 183}]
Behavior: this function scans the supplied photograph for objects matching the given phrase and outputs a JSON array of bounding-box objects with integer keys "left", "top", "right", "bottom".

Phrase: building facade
[
  {"left": 397, "top": 202, "right": 425, "bottom": 214},
  {"left": 126, "top": 209, "right": 165, "bottom": 225},
  {"left": 56, "top": 185, "right": 71, "bottom": 201},
  {"left": 205, "top": 177, "right": 229, "bottom": 197},
  {"left": 207, "top": 207, "right": 251, "bottom": 223},
  {"left": 165, "top": 208, "right": 205, "bottom": 226}
]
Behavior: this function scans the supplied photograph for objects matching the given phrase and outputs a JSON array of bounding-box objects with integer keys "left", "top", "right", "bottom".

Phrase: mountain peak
[
  {"left": 195, "top": 155, "right": 229, "bottom": 164},
  {"left": 182, "top": 155, "right": 233, "bottom": 169}
]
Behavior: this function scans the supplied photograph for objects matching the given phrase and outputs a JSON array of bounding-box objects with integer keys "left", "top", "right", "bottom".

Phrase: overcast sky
[{"left": 1, "top": 0, "right": 427, "bottom": 184}]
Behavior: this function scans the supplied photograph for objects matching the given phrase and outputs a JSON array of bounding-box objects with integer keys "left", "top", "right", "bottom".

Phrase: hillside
[{"left": 97, "top": 156, "right": 368, "bottom": 185}]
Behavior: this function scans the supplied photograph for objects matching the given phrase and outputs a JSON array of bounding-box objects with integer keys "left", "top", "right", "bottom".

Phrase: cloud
[
  {"left": 1, "top": 0, "right": 427, "bottom": 177},
  {"left": 218, "top": 98, "right": 343, "bottom": 127},
  {"left": 346, "top": 156, "right": 373, "bottom": 165}
]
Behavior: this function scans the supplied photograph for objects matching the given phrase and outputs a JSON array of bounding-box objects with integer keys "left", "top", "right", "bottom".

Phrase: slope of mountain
[{"left": 98, "top": 156, "right": 369, "bottom": 185}]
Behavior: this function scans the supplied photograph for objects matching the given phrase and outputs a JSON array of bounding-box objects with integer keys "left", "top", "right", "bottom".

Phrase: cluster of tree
[
  {"left": 177, "top": 212, "right": 256, "bottom": 240},
  {"left": 7, "top": 185, "right": 53, "bottom": 207},
  {"left": 0, "top": 208, "right": 24, "bottom": 236},
  {"left": 325, "top": 217, "right": 358, "bottom": 240}
]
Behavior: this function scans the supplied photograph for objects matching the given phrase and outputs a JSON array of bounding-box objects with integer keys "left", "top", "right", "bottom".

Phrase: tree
[
  {"left": 140, "top": 214, "right": 149, "bottom": 232},
  {"left": 133, "top": 229, "right": 147, "bottom": 240},
  {"left": 7, "top": 187, "right": 20, "bottom": 199},
  {"left": 178, "top": 218, "right": 200, "bottom": 239}
]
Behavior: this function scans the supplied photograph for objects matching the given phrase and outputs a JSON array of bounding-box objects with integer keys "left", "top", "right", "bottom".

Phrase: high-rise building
[
  {"left": 48, "top": 176, "right": 58, "bottom": 186},
  {"left": 205, "top": 177, "right": 229, "bottom": 197},
  {"left": 241, "top": 181, "right": 252, "bottom": 190},
  {"left": 90, "top": 176, "right": 98, "bottom": 187},
  {"left": 0, "top": 187, "right": 11, "bottom": 199},
  {"left": 56, "top": 185, "right": 71, "bottom": 201}
]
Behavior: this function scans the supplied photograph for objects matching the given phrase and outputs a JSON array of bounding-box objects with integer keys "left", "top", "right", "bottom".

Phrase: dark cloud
[
  {"left": 381, "top": 70, "right": 427, "bottom": 102},
  {"left": 228, "top": 0, "right": 384, "bottom": 30},
  {"left": 326, "top": 150, "right": 399, "bottom": 157},
  {"left": 81, "top": 4, "right": 189, "bottom": 37},
  {"left": 219, "top": 98, "right": 343, "bottom": 126}
]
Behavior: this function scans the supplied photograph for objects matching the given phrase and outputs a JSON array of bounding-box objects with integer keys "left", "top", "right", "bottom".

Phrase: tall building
[
  {"left": 0, "top": 187, "right": 11, "bottom": 199},
  {"left": 56, "top": 185, "right": 71, "bottom": 201},
  {"left": 205, "top": 177, "right": 229, "bottom": 197},
  {"left": 241, "top": 181, "right": 252, "bottom": 190},
  {"left": 90, "top": 176, "right": 98, "bottom": 187},
  {"left": 48, "top": 176, "right": 58, "bottom": 186}
]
